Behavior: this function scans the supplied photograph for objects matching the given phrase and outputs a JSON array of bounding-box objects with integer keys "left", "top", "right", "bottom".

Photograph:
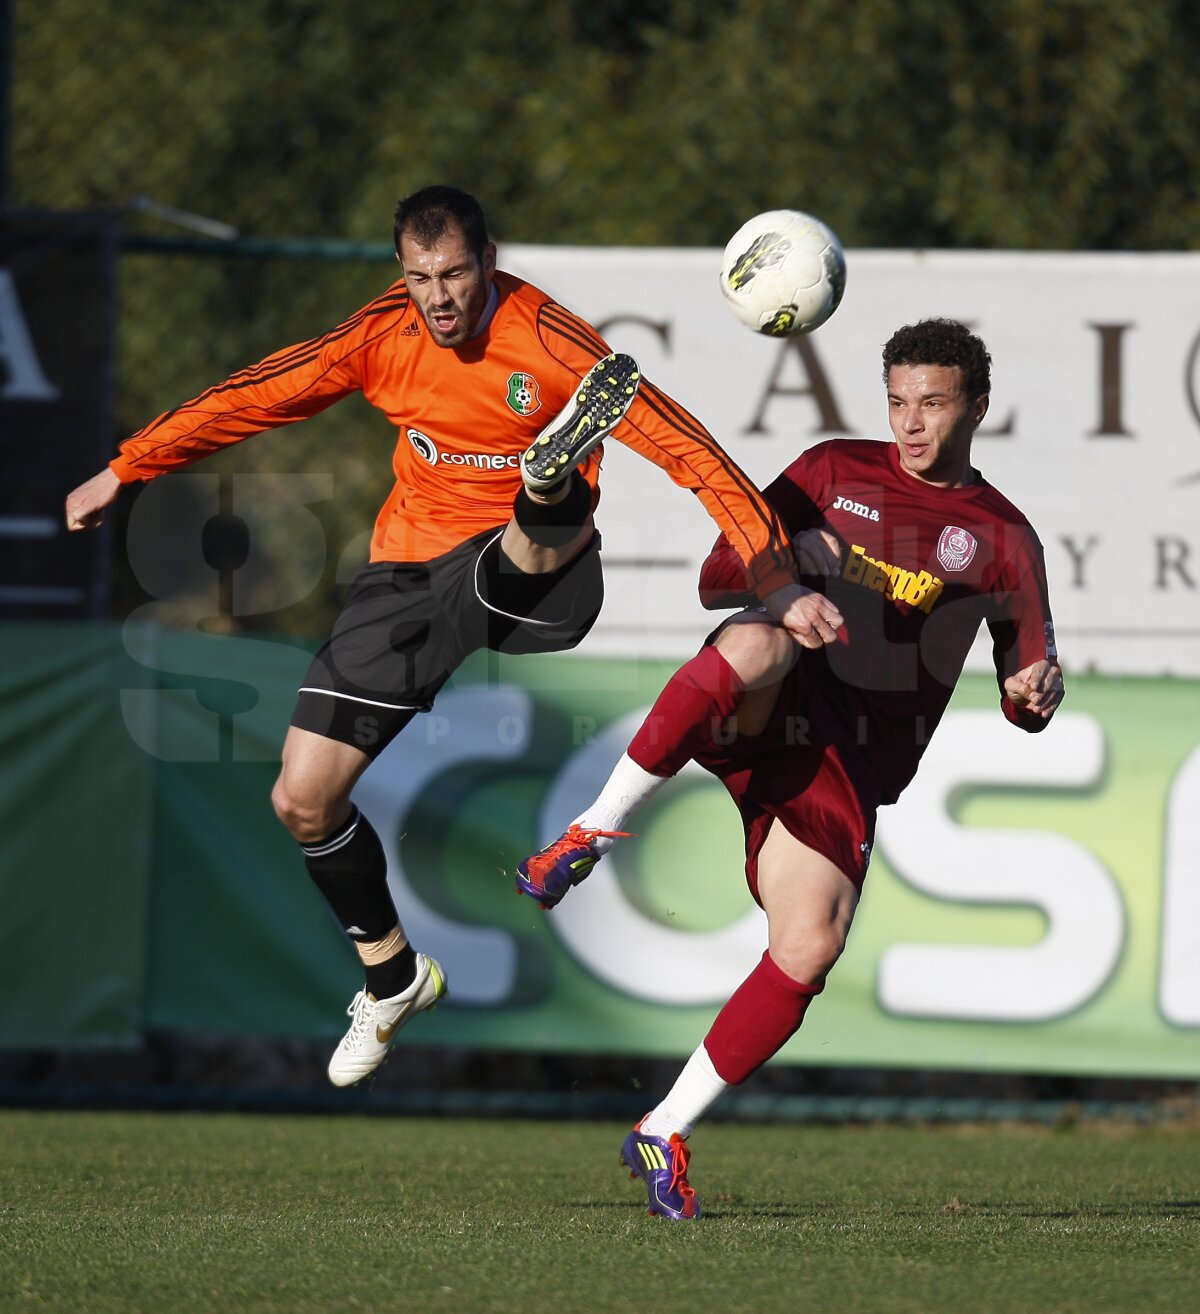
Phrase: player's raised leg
[
  {"left": 515, "top": 617, "right": 795, "bottom": 908},
  {"left": 271, "top": 726, "right": 447, "bottom": 1085},
  {"left": 485, "top": 353, "right": 643, "bottom": 636},
  {"left": 496, "top": 351, "right": 642, "bottom": 587}
]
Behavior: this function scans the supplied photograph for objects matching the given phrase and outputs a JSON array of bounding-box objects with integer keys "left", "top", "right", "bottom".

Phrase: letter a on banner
[
  {"left": 1, "top": 212, "right": 118, "bottom": 617},
  {"left": 0, "top": 270, "right": 60, "bottom": 400}
]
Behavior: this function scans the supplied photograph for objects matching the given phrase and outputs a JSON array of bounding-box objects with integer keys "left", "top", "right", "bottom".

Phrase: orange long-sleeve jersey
[{"left": 111, "top": 271, "right": 797, "bottom": 595}]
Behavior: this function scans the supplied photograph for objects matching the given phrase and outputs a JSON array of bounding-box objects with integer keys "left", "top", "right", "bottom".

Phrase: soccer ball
[{"left": 718, "top": 210, "right": 846, "bottom": 336}]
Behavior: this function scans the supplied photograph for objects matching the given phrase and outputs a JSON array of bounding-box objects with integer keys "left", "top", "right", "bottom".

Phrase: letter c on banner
[{"left": 351, "top": 687, "right": 522, "bottom": 1005}]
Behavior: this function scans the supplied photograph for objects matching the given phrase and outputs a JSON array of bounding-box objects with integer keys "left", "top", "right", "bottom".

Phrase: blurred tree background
[
  {"left": 7, "top": 0, "right": 1200, "bottom": 631},
  {"left": 16, "top": 0, "right": 1200, "bottom": 249}
]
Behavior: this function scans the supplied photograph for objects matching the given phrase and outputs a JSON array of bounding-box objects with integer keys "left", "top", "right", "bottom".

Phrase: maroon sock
[
  {"left": 703, "top": 951, "right": 824, "bottom": 1084},
  {"left": 627, "top": 645, "right": 745, "bottom": 777}
]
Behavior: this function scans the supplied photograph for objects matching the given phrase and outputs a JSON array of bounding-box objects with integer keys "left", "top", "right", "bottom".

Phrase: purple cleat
[
  {"left": 620, "top": 1119, "right": 702, "bottom": 1221},
  {"left": 515, "top": 823, "right": 631, "bottom": 910}
]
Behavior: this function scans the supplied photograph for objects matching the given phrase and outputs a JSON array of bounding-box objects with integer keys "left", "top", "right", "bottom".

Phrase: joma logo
[{"left": 832, "top": 494, "right": 880, "bottom": 522}]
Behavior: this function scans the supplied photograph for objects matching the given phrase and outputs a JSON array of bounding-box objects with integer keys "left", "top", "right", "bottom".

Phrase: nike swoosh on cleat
[{"left": 375, "top": 1000, "right": 416, "bottom": 1044}]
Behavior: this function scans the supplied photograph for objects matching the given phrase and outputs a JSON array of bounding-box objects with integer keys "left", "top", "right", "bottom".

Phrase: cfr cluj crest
[
  {"left": 937, "top": 525, "right": 978, "bottom": 572},
  {"left": 506, "top": 372, "right": 542, "bottom": 416}
]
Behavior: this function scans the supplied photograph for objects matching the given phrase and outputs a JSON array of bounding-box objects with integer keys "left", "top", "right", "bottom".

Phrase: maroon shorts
[{"left": 695, "top": 668, "right": 882, "bottom": 903}]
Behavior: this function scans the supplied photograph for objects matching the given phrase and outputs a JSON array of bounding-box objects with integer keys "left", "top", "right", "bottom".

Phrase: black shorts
[{"left": 291, "top": 527, "right": 603, "bottom": 757}]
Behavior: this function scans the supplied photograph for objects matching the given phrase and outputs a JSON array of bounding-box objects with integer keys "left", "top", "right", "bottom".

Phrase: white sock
[
  {"left": 572, "top": 753, "right": 668, "bottom": 854},
  {"left": 639, "top": 1043, "right": 728, "bottom": 1140}
]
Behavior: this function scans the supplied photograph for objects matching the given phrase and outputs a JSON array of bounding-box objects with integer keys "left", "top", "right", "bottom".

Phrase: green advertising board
[{"left": 2, "top": 622, "right": 1198, "bottom": 1077}]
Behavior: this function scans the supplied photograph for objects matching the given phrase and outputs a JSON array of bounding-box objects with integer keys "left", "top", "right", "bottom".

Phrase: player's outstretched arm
[
  {"left": 763, "top": 583, "right": 844, "bottom": 650},
  {"left": 699, "top": 529, "right": 841, "bottom": 637},
  {"left": 65, "top": 467, "right": 121, "bottom": 531},
  {"left": 1003, "top": 659, "right": 1064, "bottom": 721}
]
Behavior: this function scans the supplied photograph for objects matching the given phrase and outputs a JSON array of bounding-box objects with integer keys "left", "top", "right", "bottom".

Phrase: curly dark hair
[
  {"left": 882, "top": 319, "right": 991, "bottom": 398},
  {"left": 393, "top": 185, "right": 489, "bottom": 259}
]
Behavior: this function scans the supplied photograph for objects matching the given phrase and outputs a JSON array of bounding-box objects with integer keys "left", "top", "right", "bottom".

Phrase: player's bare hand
[
  {"left": 764, "top": 583, "right": 844, "bottom": 650},
  {"left": 791, "top": 527, "right": 841, "bottom": 575},
  {"left": 1004, "top": 660, "right": 1064, "bottom": 719},
  {"left": 65, "top": 467, "right": 121, "bottom": 531}
]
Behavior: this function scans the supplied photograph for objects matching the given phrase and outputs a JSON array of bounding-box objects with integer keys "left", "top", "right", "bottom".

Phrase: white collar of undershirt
[{"left": 470, "top": 283, "right": 500, "bottom": 339}]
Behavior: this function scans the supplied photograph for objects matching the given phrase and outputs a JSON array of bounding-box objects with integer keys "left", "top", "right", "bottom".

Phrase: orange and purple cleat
[
  {"left": 620, "top": 1118, "right": 701, "bottom": 1220},
  {"left": 515, "top": 823, "right": 631, "bottom": 910}
]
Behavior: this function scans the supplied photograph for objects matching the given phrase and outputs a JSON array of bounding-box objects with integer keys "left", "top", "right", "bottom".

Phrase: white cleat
[{"left": 327, "top": 953, "right": 448, "bottom": 1088}]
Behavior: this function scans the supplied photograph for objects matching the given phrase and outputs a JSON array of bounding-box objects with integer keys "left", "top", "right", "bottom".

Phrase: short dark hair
[
  {"left": 393, "top": 185, "right": 489, "bottom": 260},
  {"left": 882, "top": 318, "right": 991, "bottom": 398}
]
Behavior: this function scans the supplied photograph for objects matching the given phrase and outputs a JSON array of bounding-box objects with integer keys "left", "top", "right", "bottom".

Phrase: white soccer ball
[{"left": 718, "top": 209, "right": 847, "bottom": 336}]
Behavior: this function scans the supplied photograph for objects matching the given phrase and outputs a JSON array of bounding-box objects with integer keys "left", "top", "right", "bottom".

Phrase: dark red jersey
[
  {"left": 699, "top": 438, "right": 1057, "bottom": 802},
  {"left": 111, "top": 271, "right": 796, "bottom": 596}
]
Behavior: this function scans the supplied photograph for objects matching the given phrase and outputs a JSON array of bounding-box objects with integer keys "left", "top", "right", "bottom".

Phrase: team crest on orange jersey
[
  {"left": 506, "top": 372, "right": 542, "bottom": 416},
  {"left": 937, "top": 525, "right": 978, "bottom": 572}
]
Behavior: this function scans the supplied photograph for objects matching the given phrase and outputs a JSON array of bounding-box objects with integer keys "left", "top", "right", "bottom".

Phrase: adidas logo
[
  {"left": 637, "top": 1141, "right": 668, "bottom": 1171},
  {"left": 400, "top": 321, "right": 421, "bottom": 337}
]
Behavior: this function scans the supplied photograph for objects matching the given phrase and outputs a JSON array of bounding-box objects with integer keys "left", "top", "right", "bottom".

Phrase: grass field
[{"left": 2, "top": 1110, "right": 1197, "bottom": 1313}]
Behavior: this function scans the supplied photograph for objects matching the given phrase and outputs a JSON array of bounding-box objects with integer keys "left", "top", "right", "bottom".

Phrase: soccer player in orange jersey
[
  {"left": 517, "top": 320, "right": 1064, "bottom": 1218},
  {"left": 65, "top": 185, "right": 842, "bottom": 1086}
]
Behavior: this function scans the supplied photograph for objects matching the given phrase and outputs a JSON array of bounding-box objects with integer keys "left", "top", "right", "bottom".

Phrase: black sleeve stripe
[
  {"left": 538, "top": 304, "right": 610, "bottom": 369},
  {"left": 198, "top": 286, "right": 408, "bottom": 394},
  {"left": 628, "top": 394, "right": 791, "bottom": 576},
  {"left": 122, "top": 320, "right": 401, "bottom": 464},
  {"left": 219, "top": 286, "right": 409, "bottom": 391},
  {"left": 538, "top": 300, "right": 790, "bottom": 579},
  {"left": 136, "top": 289, "right": 410, "bottom": 439},
  {"left": 126, "top": 306, "right": 406, "bottom": 459},
  {"left": 636, "top": 379, "right": 791, "bottom": 564}
]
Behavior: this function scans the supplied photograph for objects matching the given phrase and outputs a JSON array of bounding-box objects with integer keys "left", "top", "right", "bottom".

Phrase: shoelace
[
  {"left": 667, "top": 1136, "right": 696, "bottom": 1202},
  {"left": 343, "top": 990, "right": 376, "bottom": 1040},
  {"left": 528, "top": 824, "right": 634, "bottom": 876}
]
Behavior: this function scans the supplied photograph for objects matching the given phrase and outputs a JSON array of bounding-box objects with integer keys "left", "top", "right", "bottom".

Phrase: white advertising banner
[{"left": 500, "top": 244, "right": 1200, "bottom": 677}]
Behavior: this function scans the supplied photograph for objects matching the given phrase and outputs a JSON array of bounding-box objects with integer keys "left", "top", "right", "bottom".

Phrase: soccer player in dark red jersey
[
  {"left": 517, "top": 319, "right": 1064, "bottom": 1220},
  {"left": 65, "top": 186, "right": 841, "bottom": 1087}
]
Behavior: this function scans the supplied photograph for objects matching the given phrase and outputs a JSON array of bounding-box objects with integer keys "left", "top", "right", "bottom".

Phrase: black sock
[
  {"left": 513, "top": 470, "right": 592, "bottom": 546},
  {"left": 300, "top": 807, "right": 398, "bottom": 941},
  {"left": 364, "top": 944, "right": 418, "bottom": 1000}
]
